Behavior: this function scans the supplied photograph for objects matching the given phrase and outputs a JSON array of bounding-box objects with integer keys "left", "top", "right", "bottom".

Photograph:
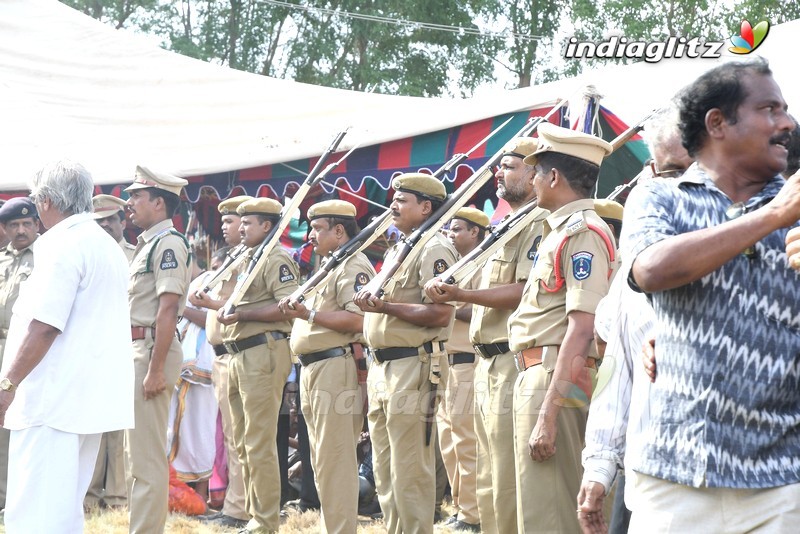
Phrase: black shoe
[
  {"left": 449, "top": 519, "right": 481, "bottom": 532},
  {"left": 283, "top": 498, "right": 319, "bottom": 513},
  {"left": 206, "top": 513, "right": 249, "bottom": 529}
]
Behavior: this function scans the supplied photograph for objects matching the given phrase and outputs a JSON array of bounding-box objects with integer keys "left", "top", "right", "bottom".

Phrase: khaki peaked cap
[
  {"left": 501, "top": 137, "right": 538, "bottom": 159},
  {"left": 392, "top": 173, "right": 446, "bottom": 201},
  {"left": 593, "top": 199, "right": 624, "bottom": 222},
  {"left": 92, "top": 194, "right": 126, "bottom": 219},
  {"left": 237, "top": 197, "right": 282, "bottom": 217},
  {"left": 524, "top": 124, "right": 612, "bottom": 167},
  {"left": 453, "top": 207, "right": 490, "bottom": 229},
  {"left": 124, "top": 165, "right": 187, "bottom": 196},
  {"left": 308, "top": 200, "right": 357, "bottom": 220},
  {"left": 218, "top": 195, "right": 252, "bottom": 215}
]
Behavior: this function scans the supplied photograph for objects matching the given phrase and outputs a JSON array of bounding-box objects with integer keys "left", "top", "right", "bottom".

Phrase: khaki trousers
[
  {"left": 125, "top": 336, "right": 182, "bottom": 534},
  {"left": 437, "top": 358, "right": 479, "bottom": 524},
  {"left": 212, "top": 353, "right": 248, "bottom": 520},
  {"left": 0, "top": 337, "right": 8, "bottom": 509},
  {"left": 86, "top": 430, "right": 127, "bottom": 507},
  {"left": 228, "top": 336, "right": 292, "bottom": 532},
  {"left": 628, "top": 471, "right": 800, "bottom": 533},
  {"left": 513, "top": 363, "right": 594, "bottom": 534},
  {"left": 300, "top": 352, "right": 362, "bottom": 534},
  {"left": 367, "top": 351, "right": 442, "bottom": 534},
  {"left": 474, "top": 352, "right": 518, "bottom": 534}
]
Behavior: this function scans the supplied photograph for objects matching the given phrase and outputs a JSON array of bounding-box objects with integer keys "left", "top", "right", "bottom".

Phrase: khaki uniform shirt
[
  {"left": 363, "top": 232, "right": 458, "bottom": 349},
  {"left": 205, "top": 267, "right": 237, "bottom": 346},
  {"left": 290, "top": 252, "right": 375, "bottom": 355},
  {"left": 508, "top": 199, "right": 617, "bottom": 353},
  {"left": 0, "top": 242, "right": 35, "bottom": 338},
  {"left": 222, "top": 246, "right": 298, "bottom": 342},
  {"left": 445, "top": 268, "right": 481, "bottom": 355},
  {"left": 469, "top": 207, "right": 548, "bottom": 345},
  {"left": 118, "top": 238, "right": 136, "bottom": 263},
  {"left": 129, "top": 220, "right": 191, "bottom": 327}
]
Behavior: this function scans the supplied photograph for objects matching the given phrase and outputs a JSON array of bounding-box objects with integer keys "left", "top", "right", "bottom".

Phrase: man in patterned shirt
[{"left": 622, "top": 58, "right": 800, "bottom": 532}]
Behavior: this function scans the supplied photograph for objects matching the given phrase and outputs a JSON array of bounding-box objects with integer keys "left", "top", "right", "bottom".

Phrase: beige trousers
[
  {"left": 367, "top": 351, "right": 442, "bottom": 534},
  {"left": 228, "top": 336, "right": 292, "bottom": 532},
  {"left": 513, "top": 363, "right": 593, "bottom": 534},
  {"left": 437, "top": 357, "right": 479, "bottom": 524},
  {"left": 300, "top": 352, "right": 362, "bottom": 534},
  {"left": 212, "top": 353, "right": 248, "bottom": 520},
  {"left": 86, "top": 430, "right": 127, "bottom": 507},
  {"left": 628, "top": 471, "right": 800, "bottom": 533},
  {"left": 125, "top": 336, "right": 182, "bottom": 534},
  {"left": 474, "top": 352, "right": 518, "bottom": 534}
]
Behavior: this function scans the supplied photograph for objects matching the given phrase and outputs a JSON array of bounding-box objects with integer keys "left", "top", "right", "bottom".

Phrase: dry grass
[{"left": 0, "top": 504, "right": 462, "bottom": 533}]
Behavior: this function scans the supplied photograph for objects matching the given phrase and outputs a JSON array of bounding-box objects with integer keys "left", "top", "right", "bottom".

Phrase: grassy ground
[{"left": 0, "top": 505, "right": 461, "bottom": 533}]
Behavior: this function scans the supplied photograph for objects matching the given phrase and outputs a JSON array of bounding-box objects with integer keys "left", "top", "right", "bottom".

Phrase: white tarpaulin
[{"left": 1, "top": 0, "right": 797, "bottom": 190}]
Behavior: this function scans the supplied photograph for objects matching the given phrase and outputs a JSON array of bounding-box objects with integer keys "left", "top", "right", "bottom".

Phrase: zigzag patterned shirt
[{"left": 621, "top": 164, "right": 800, "bottom": 488}]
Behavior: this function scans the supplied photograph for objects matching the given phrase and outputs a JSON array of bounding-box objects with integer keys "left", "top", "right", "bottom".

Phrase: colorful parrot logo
[{"left": 729, "top": 20, "right": 770, "bottom": 54}]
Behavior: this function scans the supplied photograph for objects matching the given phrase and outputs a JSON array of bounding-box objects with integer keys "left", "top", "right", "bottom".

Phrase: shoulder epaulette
[
  {"left": 540, "top": 211, "right": 616, "bottom": 293},
  {"left": 144, "top": 229, "right": 191, "bottom": 273}
]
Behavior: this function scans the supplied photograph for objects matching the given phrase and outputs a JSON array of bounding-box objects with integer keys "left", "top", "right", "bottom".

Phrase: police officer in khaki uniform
[
  {"left": 508, "top": 124, "right": 617, "bottom": 533},
  {"left": 436, "top": 207, "right": 487, "bottom": 532},
  {"left": 85, "top": 194, "right": 135, "bottom": 510},
  {"left": 426, "top": 138, "right": 548, "bottom": 534},
  {"left": 0, "top": 197, "right": 38, "bottom": 510},
  {"left": 354, "top": 173, "right": 458, "bottom": 534},
  {"left": 190, "top": 195, "right": 251, "bottom": 529},
  {"left": 125, "top": 166, "right": 192, "bottom": 534},
  {"left": 93, "top": 194, "right": 136, "bottom": 262},
  {"left": 278, "top": 199, "right": 375, "bottom": 533},
  {"left": 217, "top": 198, "right": 298, "bottom": 534}
]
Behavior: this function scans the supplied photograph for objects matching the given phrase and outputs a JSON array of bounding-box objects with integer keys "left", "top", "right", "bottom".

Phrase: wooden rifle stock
[
  {"left": 199, "top": 243, "right": 248, "bottom": 295},
  {"left": 363, "top": 98, "right": 569, "bottom": 299},
  {"left": 223, "top": 129, "right": 348, "bottom": 314}
]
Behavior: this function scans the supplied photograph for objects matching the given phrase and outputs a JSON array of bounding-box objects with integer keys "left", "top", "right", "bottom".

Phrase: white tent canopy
[{"left": 1, "top": 0, "right": 797, "bottom": 190}]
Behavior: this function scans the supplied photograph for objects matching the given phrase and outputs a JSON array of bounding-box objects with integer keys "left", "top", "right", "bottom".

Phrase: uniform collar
[
  {"left": 544, "top": 198, "right": 595, "bottom": 231},
  {"left": 138, "top": 219, "right": 175, "bottom": 243}
]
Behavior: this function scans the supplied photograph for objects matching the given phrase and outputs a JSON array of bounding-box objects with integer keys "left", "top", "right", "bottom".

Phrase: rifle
[
  {"left": 198, "top": 243, "right": 248, "bottom": 296},
  {"left": 286, "top": 115, "right": 518, "bottom": 306},
  {"left": 436, "top": 200, "right": 546, "bottom": 286},
  {"left": 361, "top": 97, "right": 570, "bottom": 301},
  {"left": 222, "top": 129, "right": 350, "bottom": 315},
  {"left": 605, "top": 107, "right": 665, "bottom": 199},
  {"left": 435, "top": 106, "right": 657, "bottom": 286}
]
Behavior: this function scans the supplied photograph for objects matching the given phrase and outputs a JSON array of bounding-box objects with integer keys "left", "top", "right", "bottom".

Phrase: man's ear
[
  {"left": 705, "top": 108, "right": 727, "bottom": 140},
  {"left": 422, "top": 199, "right": 433, "bottom": 216}
]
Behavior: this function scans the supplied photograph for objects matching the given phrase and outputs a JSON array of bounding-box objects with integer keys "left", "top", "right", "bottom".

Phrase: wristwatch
[{"left": 0, "top": 377, "right": 16, "bottom": 392}]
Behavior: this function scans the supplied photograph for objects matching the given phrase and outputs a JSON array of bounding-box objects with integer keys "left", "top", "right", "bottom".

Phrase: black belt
[
  {"left": 370, "top": 341, "right": 445, "bottom": 364},
  {"left": 473, "top": 342, "right": 510, "bottom": 359},
  {"left": 224, "top": 331, "right": 288, "bottom": 354},
  {"left": 297, "top": 346, "right": 346, "bottom": 367},
  {"left": 448, "top": 352, "right": 475, "bottom": 365},
  {"left": 213, "top": 344, "right": 228, "bottom": 356}
]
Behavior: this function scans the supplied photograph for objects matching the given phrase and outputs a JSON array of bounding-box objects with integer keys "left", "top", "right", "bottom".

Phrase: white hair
[
  {"left": 29, "top": 160, "right": 94, "bottom": 215},
  {"left": 644, "top": 104, "right": 681, "bottom": 153}
]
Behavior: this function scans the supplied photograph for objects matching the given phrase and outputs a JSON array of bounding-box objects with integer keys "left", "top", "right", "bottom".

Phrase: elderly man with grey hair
[{"left": 0, "top": 160, "right": 134, "bottom": 532}]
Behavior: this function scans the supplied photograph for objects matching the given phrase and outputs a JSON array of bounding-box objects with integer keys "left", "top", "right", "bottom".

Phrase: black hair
[
  {"left": 146, "top": 189, "right": 181, "bottom": 217},
  {"left": 677, "top": 57, "right": 772, "bottom": 157},
  {"left": 536, "top": 152, "right": 600, "bottom": 197},
  {"left": 321, "top": 216, "right": 360, "bottom": 239}
]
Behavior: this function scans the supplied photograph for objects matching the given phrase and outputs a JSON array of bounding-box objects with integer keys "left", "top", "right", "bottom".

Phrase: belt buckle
[
  {"left": 225, "top": 341, "right": 237, "bottom": 354},
  {"left": 473, "top": 344, "right": 486, "bottom": 358},
  {"left": 514, "top": 352, "right": 524, "bottom": 373}
]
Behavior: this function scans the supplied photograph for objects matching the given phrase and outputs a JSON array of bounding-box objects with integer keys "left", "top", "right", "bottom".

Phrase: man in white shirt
[{"left": 0, "top": 160, "right": 134, "bottom": 533}]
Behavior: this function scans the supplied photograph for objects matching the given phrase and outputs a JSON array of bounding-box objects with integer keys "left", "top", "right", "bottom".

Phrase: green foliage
[{"left": 58, "top": 0, "right": 796, "bottom": 95}]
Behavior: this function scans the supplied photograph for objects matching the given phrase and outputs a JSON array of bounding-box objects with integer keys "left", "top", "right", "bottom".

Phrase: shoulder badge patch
[
  {"left": 527, "top": 235, "right": 542, "bottom": 261},
  {"left": 279, "top": 264, "right": 295, "bottom": 283},
  {"left": 433, "top": 259, "right": 449, "bottom": 275},
  {"left": 572, "top": 252, "right": 593, "bottom": 281},
  {"left": 160, "top": 249, "right": 178, "bottom": 270},
  {"left": 354, "top": 272, "right": 370, "bottom": 292}
]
